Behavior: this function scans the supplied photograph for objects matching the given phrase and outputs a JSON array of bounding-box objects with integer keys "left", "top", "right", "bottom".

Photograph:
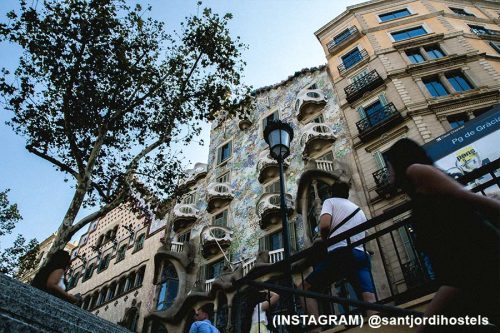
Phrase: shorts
[{"left": 305, "top": 247, "right": 375, "bottom": 294}]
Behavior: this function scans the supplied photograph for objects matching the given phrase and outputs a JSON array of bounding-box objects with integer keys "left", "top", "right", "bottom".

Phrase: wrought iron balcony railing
[
  {"left": 338, "top": 49, "right": 369, "bottom": 76},
  {"left": 372, "top": 167, "right": 397, "bottom": 197},
  {"left": 470, "top": 27, "right": 500, "bottom": 38},
  {"left": 327, "top": 26, "right": 361, "bottom": 54},
  {"left": 344, "top": 70, "right": 384, "bottom": 103},
  {"left": 356, "top": 103, "right": 401, "bottom": 139}
]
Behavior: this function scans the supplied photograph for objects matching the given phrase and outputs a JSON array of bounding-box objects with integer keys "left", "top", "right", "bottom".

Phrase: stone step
[{"left": 0, "top": 274, "right": 130, "bottom": 333}]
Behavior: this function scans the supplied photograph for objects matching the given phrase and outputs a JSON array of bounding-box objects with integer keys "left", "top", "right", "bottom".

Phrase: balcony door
[
  {"left": 341, "top": 48, "right": 363, "bottom": 70},
  {"left": 357, "top": 94, "right": 388, "bottom": 127}
]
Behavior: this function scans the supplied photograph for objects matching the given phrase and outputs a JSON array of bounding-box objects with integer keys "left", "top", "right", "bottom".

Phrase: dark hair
[
  {"left": 31, "top": 250, "right": 71, "bottom": 292},
  {"left": 199, "top": 303, "right": 214, "bottom": 318},
  {"left": 241, "top": 288, "right": 268, "bottom": 333},
  {"left": 384, "top": 138, "right": 433, "bottom": 193},
  {"left": 331, "top": 182, "right": 350, "bottom": 199}
]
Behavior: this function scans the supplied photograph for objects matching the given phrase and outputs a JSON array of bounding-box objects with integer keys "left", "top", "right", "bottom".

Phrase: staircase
[{"left": 0, "top": 273, "right": 131, "bottom": 333}]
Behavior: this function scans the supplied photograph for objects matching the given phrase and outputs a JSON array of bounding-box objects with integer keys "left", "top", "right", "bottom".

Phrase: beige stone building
[
  {"left": 315, "top": 0, "right": 499, "bottom": 217},
  {"left": 18, "top": 233, "right": 76, "bottom": 284},
  {"left": 68, "top": 202, "right": 167, "bottom": 332}
]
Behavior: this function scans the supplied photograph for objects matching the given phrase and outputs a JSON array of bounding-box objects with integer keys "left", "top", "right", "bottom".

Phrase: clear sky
[{"left": 0, "top": 0, "right": 363, "bottom": 248}]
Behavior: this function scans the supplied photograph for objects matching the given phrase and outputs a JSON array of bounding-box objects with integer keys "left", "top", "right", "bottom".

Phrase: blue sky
[{"left": 0, "top": 0, "right": 362, "bottom": 248}]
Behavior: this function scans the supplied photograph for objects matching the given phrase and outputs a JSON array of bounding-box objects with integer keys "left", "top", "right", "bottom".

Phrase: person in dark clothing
[
  {"left": 31, "top": 250, "right": 80, "bottom": 304},
  {"left": 384, "top": 138, "right": 500, "bottom": 332}
]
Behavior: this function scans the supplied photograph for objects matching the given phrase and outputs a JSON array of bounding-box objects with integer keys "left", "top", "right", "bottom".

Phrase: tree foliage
[
  {"left": 0, "top": 0, "right": 251, "bottom": 250},
  {"left": 0, "top": 188, "right": 39, "bottom": 278}
]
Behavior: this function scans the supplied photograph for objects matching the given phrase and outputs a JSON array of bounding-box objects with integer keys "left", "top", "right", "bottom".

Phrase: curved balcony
[
  {"left": 356, "top": 103, "right": 403, "bottom": 142},
  {"left": 238, "top": 117, "right": 253, "bottom": 130},
  {"left": 295, "top": 88, "right": 327, "bottom": 121},
  {"left": 256, "top": 150, "right": 290, "bottom": 184},
  {"left": 179, "top": 163, "right": 208, "bottom": 189},
  {"left": 200, "top": 225, "right": 233, "bottom": 258},
  {"left": 206, "top": 182, "right": 234, "bottom": 213},
  {"left": 172, "top": 204, "right": 199, "bottom": 232},
  {"left": 256, "top": 193, "right": 294, "bottom": 230},
  {"left": 299, "top": 123, "right": 336, "bottom": 159}
]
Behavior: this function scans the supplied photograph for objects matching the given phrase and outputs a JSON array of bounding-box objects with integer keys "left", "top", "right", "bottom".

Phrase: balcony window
[
  {"left": 156, "top": 262, "right": 179, "bottom": 311},
  {"left": 334, "top": 28, "right": 353, "bottom": 45},
  {"left": 217, "top": 172, "right": 230, "bottom": 183},
  {"left": 447, "top": 113, "right": 469, "bottom": 129},
  {"left": 446, "top": 72, "right": 473, "bottom": 92},
  {"left": 341, "top": 48, "right": 364, "bottom": 70},
  {"left": 213, "top": 210, "right": 228, "bottom": 238},
  {"left": 217, "top": 141, "right": 232, "bottom": 165},
  {"left": 262, "top": 111, "right": 279, "bottom": 129},
  {"left": 391, "top": 26, "right": 427, "bottom": 42},
  {"left": 379, "top": 8, "right": 411, "bottom": 22},
  {"left": 406, "top": 49, "right": 425, "bottom": 63},
  {"left": 83, "top": 264, "right": 94, "bottom": 281},
  {"left": 259, "top": 230, "right": 283, "bottom": 251},
  {"left": 207, "top": 259, "right": 225, "bottom": 280},
  {"left": 424, "top": 45, "right": 445, "bottom": 59},
  {"left": 134, "top": 233, "right": 145, "bottom": 252},
  {"left": 423, "top": 77, "right": 449, "bottom": 97},
  {"left": 98, "top": 254, "right": 111, "bottom": 272},
  {"left": 116, "top": 244, "right": 126, "bottom": 262},
  {"left": 265, "top": 180, "right": 281, "bottom": 193},
  {"left": 450, "top": 7, "right": 474, "bottom": 17},
  {"left": 177, "top": 231, "right": 191, "bottom": 243},
  {"left": 469, "top": 25, "right": 489, "bottom": 35},
  {"left": 364, "top": 100, "right": 385, "bottom": 126}
]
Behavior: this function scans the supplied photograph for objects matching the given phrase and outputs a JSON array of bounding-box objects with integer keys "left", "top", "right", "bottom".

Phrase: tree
[
  {"left": 0, "top": 0, "right": 251, "bottom": 254},
  {"left": 0, "top": 188, "right": 39, "bottom": 278}
]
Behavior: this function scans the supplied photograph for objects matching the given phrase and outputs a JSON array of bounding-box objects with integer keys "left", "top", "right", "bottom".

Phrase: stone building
[
  {"left": 314, "top": 0, "right": 499, "bottom": 217},
  {"left": 18, "top": 233, "right": 76, "bottom": 284},
  {"left": 68, "top": 202, "right": 168, "bottom": 333}
]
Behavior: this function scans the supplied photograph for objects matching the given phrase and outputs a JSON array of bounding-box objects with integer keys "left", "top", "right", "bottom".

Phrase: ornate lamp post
[{"left": 263, "top": 120, "right": 298, "bottom": 317}]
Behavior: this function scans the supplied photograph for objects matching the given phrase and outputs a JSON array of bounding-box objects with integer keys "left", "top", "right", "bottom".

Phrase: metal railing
[
  {"left": 232, "top": 159, "right": 499, "bottom": 332},
  {"left": 170, "top": 241, "right": 184, "bottom": 253},
  {"left": 470, "top": 27, "right": 500, "bottom": 38},
  {"left": 338, "top": 49, "right": 369, "bottom": 75},
  {"left": 205, "top": 278, "right": 215, "bottom": 292},
  {"left": 344, "top": 70, "right": 384, "bottom": 103},
  {"left": 327, "top": 26, "right": 360, "bottom": 54},
  {"left": 269, "top": 248, "right": 285, "bottom": 264},
  {"left": 356, "top": 102, "right": 400, "bottom": 135}
]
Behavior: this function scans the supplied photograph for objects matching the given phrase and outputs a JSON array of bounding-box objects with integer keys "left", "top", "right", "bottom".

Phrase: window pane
[
  {"left": 379, "top": 8, "right": 410, "bottom": 22},
  {"left": 424, "top": 45, "right": 445, "bottom": 59},
  {"left": 423, "top": 77, "right": 449, "bottom": 97},
  {"left": 392, "top": 26, "right": 426, "bottom": 41},
  {"left": 334, "top": 29, "right": 352, "bottom": 44},
  {"left": 446, "top": 72, "right": 473, "bottom": 92},
  {"left": 447, "top": 113, "right": 469, "bottom": 129},
  {"left": 406, "top": 49, "right": 425, "bottom": 63},
  {"left": 270, "top": 232, "right": 283, "bottom": 251},
  {"left": 342, "top": 48, "right": 363, "bottom": 69}
]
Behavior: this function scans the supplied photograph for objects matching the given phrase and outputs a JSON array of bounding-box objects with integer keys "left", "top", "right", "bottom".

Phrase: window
[
  {"left": 391, "top": 26, "right": 427, "bottom": 42},
  {"left": 341, "top": 48, "right": 364, "bottom": 70},
  {"left": 469, "top": 25, "right": 490, "bottom": 35},
  {"left": 135, "top": 266, "right": 145, "bottom": 287},
  {"left": 217, "top": 141, "right": 232, "bottom": 164},
  {"left": 424, "top": 45, "right": 445, "bottom": 59},
  {"left": 423, "top": 76, "right": 449, "bottom": 97},
  {"left": 98, "top": 254, "right": 111, "bottom": 272},
  {"left": 83, "top": 264, "right": 95, "bottom": 281},
  {"left": 182, "top": 192, "right": 196, "bottom": 205},
  {"left": 213, "top": 210, "right": 228, "bottom": 238},
  {"left": 447, "top": 113, "right": 469, "bottom": 129},
  {"left": 107, "top": 283, "right": 116, "bottom": 301},
  {"left": 259, "top": 230, "right": 283, "bottom": 251},
  {"left": 156, "top": 262, "right": 179, "bottom": 311},
  {"left": 67, "top": 272, "right": 80, "bottom": 289},
  {"left": 262, "top": 111, "right": 279, "bottom": 129},
  {"left": 379, "top": 8, "right": 411, "bottom": 22},
  {"left": 490, "top": 41, "right": 500, "bottom": 54},
  {"left": 134, "top": 234, "right": 145, "bottom": 252},
  {"left": 217, "top": 172, "right": 230, "bottom": 183},
  {"left": 79, "top": 234, "right": 88, "bottom": 246},
  {"left": 317, "top": 151, "right": 334, "bottom": 162},
  {"left": 207, "top": 259, "right": 225, "bottom": 280},
  {"left": 334, "top": 28, "right": 353, "bottom": 45},
  {"left": 265, "top": 180, "right": 280, "bottom": 193},
  {"left": 406, "top": 49, "right": 425, "bottom": 64},
  {"left": 177, "top": 231, "right": 191, "bottom": 243},
  {"left": 364, "top": 100, "right": 385, "bottom": 125},
  {"left": 350, "top": 68, "right": 369, "bottom": 83},
  {"left": 310, "top": 114, "right": 325, "bottom": 124},
  {"left": 116, "top": 245, "right": 126, "bottom": 262},
  {"left": 450, "top": 7, "right": 474, "bottom": 17},
  {"left": 445, "top": 72, "right": 473, "bottom": 92}
]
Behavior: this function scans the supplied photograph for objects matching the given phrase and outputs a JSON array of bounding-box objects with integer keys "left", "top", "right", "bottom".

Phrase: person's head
[
  {"left": 48, "top": 250, "right": 72, "bottom": 272},
  {"left": 194, "top": 303, "right": 213, "bottom": 321},
  {"left": 241, "top": 288, "right": 269, "bottom": 333},
  {"left": 331, "top": 182, "right": 350, "bottom": 199},
  {"left": 384, "top": 138, "right": 433, "bottom": 193}
]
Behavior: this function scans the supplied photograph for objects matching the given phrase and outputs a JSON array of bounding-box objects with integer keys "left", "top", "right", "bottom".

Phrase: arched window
[
  {"left": 116, "top": 244, "right": 127, "bottom": 262},
  {"left": 107, "top": 282, "right": 117, "bottom": 301},
  {"left": 134, "top": 233, "right": 145, "bottom": 252},
  {"left": 117, "top": 276, "right": 127, "bottom": 295},
  {"left": 90, "top": 292, "right": 99, "bottom": 310},
  {"left": 82, "top": 296, "right": 90, "bottom": 310},
  {"left": 123, "top": 307, "right": 139, "bottom": 331},
  {"left": 156, "top": 262, "right": 179, "bottom": 311},
  {"left": 135, "top": 266, "right": 146, "bottom": 287},
  {"left": 83, "top": 263, "right": 95, "bottom": 281}
]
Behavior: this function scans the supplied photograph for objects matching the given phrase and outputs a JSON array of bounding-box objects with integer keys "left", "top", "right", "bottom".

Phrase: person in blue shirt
[{"left": 189, "top": 303, "right": 220, "bottom": 333}]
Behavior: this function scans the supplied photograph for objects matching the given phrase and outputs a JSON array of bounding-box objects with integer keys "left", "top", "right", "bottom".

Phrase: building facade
[
  {"left": 18, "top": 233, "right": 76, "bottom": 284},
  {"left": 68, "top": 202, "right": 167, "bottom": 333}
]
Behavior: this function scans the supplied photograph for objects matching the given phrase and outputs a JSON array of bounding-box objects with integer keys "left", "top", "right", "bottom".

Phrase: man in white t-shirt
[{"left": 296, "top": 182, "right": 375, "bottom": 330}]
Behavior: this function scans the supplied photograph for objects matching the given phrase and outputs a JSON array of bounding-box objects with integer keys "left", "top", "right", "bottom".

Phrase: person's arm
[
  {"left": 407, "top": 164, "right": 500, "bottom": 221},
  {"left": 46, "top": 269, "right": 79, "bottom": 304},
  {"left": 188, "top": 322, "right": 198, "bottom": 333},
  {"left": 260, "top": 291, "right": 279, "bottom": 311}
]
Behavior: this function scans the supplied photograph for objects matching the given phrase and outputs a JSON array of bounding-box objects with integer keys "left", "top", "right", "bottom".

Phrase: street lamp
[{"left": 264, "top": 120, "right": 298, "bottom": 316}]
